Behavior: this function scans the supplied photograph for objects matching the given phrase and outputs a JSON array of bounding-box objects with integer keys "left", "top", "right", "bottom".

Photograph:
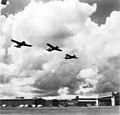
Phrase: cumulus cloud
[
  {"left": 0, "top": 0, "right": 120, "bottom": 99},
  {"left": 80, "top": 0, "right": 120, "bottom": 24}
]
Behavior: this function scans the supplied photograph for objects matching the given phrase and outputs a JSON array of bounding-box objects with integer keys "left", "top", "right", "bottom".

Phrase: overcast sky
[{"left": 0, "top": 0, "right": 120, "bottom": 99}]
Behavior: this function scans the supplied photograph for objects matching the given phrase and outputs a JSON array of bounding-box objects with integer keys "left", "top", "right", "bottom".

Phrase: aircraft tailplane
[{"left": 14, "top": 45, "right": 21, "bottom": 48}]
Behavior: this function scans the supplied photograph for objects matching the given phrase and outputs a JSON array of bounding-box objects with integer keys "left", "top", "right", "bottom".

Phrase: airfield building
[
  {"left": 98, "top": 92, "right": 120, "bottom": 106},
  {"left": 71, "top": 96, "right": 98, "bottom": 107},
  {"left": 0, "top": 92, "right": 119, "bottom": 107},
  {"left": 0, "top": 98, "right": 46, "bottom": 107}
]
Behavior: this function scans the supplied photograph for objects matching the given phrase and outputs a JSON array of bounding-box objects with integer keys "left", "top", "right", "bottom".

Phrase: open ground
[{"left": 0, "top": 106, "right": 120, "bottom": 115}]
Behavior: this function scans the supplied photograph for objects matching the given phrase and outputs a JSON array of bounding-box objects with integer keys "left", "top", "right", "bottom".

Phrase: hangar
[
  {"left": 71, "top": 92, "right": 120, "bottom": 107},
  {"left": 98, "top": 92, "right": 120, "bottom": 106}
]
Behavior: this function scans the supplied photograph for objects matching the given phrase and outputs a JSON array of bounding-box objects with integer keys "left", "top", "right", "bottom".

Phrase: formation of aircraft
[
  {"left": 64, "top": 54, "right": 78, "bottom": 59},
  {"left": 11, "top": 39, "right": 32, "bottom": 48},
  {"left": 46, "top": 43, "right": 62, "bottom": 52},
  {"left": 1, "top": 0, "right": 7, "bottom": 5},
  {"left": 2, "top": 0, "right": 78, "bottom": 60},
  {"left": 11, "top": 39, "right": 78, "bottom": 59}
]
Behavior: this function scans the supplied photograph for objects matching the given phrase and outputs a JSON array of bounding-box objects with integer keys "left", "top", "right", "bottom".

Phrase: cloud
[
  {"left": 80, "top": 0, "right": 120, "bottom": 24},
  {"left": 0, "top": 0, "right": 120, "bottom": 99},
  {"left": 1, "top": 0, "right": 120, "bottom": 25},
  {"left": 11, "top": 0, "right": 96, "bottom": 47},
  {"left": 95, "top": 56, "right": 120, "bottom": 93}
]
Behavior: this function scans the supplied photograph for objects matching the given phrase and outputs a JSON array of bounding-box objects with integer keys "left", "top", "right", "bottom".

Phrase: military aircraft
[
  {"left": 11, "top": 39, "right": 32, "bottom": 48},
  {"left": 82, "top": 85, "right": 89, "bottom": 88},
  {"left": 64, "top": 54, "right": 78, "bottom": 59},
  {"left": 46, "top": 43, "right": 62, "bottom": 52},
  {"left": 1, "top": 0, "right": 7, "bottom": 5}
]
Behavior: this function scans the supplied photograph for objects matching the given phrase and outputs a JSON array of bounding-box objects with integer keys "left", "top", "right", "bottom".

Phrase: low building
[
  {"left": 72, "top": 96, "right": 98, "bottom": 107},
  {"left": 0, "top": 98, "right": 46, "bottom": 107},
  {"left": 0, "top": 99, "right": 35, "bottom": 107},
  {"left": 0, "top": 92, "right": 119, "bottom": 107},
  {"left": 77, "top": 98, "right": 97, "bottom": 107},
  {"left": 52, "top": 99, "right": 59, "bottom": 107},
  {"left": 114, "top": 92, "right": 120, "bottom": 106},
  {"left": 98, "top": 92, "right": 120, "bottom": 106}
]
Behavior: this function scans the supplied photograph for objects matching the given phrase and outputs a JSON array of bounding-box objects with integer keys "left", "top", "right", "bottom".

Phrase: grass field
[{"left": 0, "top": 106, "right": 120, "bottom": 115}]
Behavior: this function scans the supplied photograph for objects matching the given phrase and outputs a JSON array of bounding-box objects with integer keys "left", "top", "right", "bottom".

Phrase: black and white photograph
[{"left": 0, "top": 0, "right": 120, "bottom": 115}]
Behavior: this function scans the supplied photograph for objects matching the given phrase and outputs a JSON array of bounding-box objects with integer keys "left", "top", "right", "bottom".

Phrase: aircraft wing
[
  {"left": 57, "top": 48, "right": 62, "bottom": 51},
  {"left": 11, "top": 39, "right": 21, "bottom": 44},
  {"left": 66, "top": 54, "right": 71, "bottom": 57},
  {"left": 24, "top": 43, "right": 32, "bottom": 47},
  {"left": 47, "top": 43, "right": 54, "bottom": 48}
]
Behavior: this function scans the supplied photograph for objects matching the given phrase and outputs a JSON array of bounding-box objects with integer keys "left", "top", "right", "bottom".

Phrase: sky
[
  {"left": 2, "top": 0, "right": 120, "bottom": 24},
  {"left": 0, "top": 0, "right": 120, "bottom": 99}
]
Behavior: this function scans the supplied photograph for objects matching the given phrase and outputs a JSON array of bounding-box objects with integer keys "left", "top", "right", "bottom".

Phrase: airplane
[
  {"left": 11, "top": 39, "right": 32, "bottom": 48},
  {"left": 46, "top": 43, "right": 62, "bottom": 52},
  {"left": 64, "top": 54, "right": 78, "bottom": 59},
  {"left": 1, "top": 0, "right": 7, "bottom": 5},
  {"left": 83, "top": 85, "right": 89, "bottom": 88}
]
